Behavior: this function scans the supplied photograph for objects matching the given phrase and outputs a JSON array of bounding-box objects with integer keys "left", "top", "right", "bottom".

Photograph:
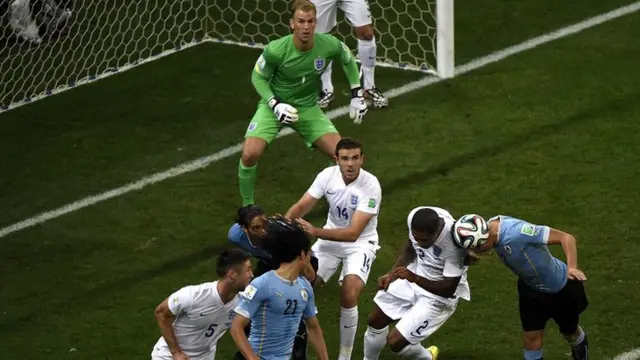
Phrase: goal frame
[{"left": 0, "top": 0, "right": 454, "bottom": 115}]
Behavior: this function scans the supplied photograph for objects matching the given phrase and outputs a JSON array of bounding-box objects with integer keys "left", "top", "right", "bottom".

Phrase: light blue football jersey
[
  {"left": 491, "top": 215, "right": 568, "bottom": 293},
  {"left": 234, "top": 271, "right": 317, "bottom": 360}
]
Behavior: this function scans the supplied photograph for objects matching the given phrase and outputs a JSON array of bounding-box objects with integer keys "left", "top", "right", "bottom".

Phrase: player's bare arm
[
  {"left": 297, "top": 210, "right": 374, "bottom": 242},
  {"left": 546, "top": 228, "right": 586, "bottom": 281},
  {"left": 230, "top": 314, "right": 260, "bottom": 360},
  {"left": 377, "top": 239, "right": 416, "bottom": 290},
  {"left": 393, "top": 267, "right": 462, "bottom": 298},
  {"left": 154, "top": 298, "right": 188, "bottom": 359},
  {"left": 304, "top": 316, "right": 330, "bottom": 360},
  {"left": 285, "top": 192, "right": 320, "bottom": 220}
]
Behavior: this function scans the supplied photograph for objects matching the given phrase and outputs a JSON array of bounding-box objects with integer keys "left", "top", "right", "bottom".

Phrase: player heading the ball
[{"left": 452, "top": 214, "right": 589, "bottom": 360}]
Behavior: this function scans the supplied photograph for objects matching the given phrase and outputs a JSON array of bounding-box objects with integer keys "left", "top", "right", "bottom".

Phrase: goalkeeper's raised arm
[{"left": 237, "top": 0, "right": 368, "bottom": 207}]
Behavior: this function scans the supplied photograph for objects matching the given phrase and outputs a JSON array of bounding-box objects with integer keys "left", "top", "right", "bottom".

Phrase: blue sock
[{"left": 524, "top": 349, "right": 543, "bottom": 360}]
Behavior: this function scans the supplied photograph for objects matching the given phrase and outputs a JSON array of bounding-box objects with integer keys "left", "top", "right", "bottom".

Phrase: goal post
[
  {"left": 0, "top": 0, "right": 454, "bottom": 114},
  {"left": 205, "top": 0, "right": 455, "bottom": 76}
]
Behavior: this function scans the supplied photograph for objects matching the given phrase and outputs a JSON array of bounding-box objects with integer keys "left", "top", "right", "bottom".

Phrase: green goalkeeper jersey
[{"left": 251, "top": 33, "right": 361, "bottom": 108}]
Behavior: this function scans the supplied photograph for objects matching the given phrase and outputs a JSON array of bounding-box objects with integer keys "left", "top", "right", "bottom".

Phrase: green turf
[{"left": 1, "top": 1, "right": 640, "bottom": 359}]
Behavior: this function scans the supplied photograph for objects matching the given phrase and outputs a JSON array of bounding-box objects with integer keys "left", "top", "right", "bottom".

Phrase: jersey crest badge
[
  {"left": 247, "top": 123, "right": 257, "bottom": 132},
  {"left": 300, "top": 289, "right": 308, "bottom": 302},
  {"left": 242, "top": 285, "right": 257, "bottom": 300},
  {"left": 314, "top": 57, "right": 325, "bottom": 71},
  {"left": 432, "top": 245, "right": 442, "bottom": 257},
  {"left": 368, "top": 198, "right": 376, "bottom": 208},
  {"left": 520, "top": 224, "right": 535, "bottom": 236},
  {"left": 350, "top": 194, "right": 359, "bottom": 206}
]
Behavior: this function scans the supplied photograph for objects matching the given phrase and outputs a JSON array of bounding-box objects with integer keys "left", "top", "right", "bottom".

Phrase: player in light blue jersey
[
  {"left": 230, "top": 216, "right": 329, "bottom": 360},
  {"left": 228, "top": 206, "right": 318, "bottom": 360},
  {"left": 452, "top": 214, "right": 588, "bottom": 360}
]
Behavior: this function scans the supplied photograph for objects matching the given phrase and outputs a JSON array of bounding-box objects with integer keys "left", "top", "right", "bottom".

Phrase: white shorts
[
  {"left": 311, "top": 239, "right": 378, "bottom": 285},
  {"left": 311, "top": 0, "right": 373, "bottom": 33},
  {"left": 374, "top": 279, "right": 458, "bottom": 345},
  {"left": 151, "top": 344, "right": 216, "bottom": 360}
]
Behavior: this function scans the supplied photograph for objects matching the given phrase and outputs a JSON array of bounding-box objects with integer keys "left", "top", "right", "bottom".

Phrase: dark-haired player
[
  {"left": 363, "top": 206, "right": 472, "bottom": 360},
  {"left": 151, "top": 249, "right": 253, "bottom": 360},
  {"left": 230, "top": 216, "right": 329, "bottom": 360},
  {"left": 228, "top": 205, "right": 318, "bottom": 360},
  {"left": 286, "top": 137, "right": 381, "bottom": 360}
]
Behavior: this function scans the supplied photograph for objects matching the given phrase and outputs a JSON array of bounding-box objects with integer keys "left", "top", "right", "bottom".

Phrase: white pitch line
[
  {"left": 613, "top": 348, "right": 640, "bottom": 360},
  {"left": 1, "top": 1, "right": 639, "bottom": 240}
]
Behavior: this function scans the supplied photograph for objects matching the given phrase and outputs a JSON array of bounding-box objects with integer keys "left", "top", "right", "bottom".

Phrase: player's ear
[{"left": 289, "top": 17, "right": 295, "bottom": 30}]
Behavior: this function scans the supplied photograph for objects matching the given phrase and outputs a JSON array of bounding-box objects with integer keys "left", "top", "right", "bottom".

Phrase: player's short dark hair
[
  {"left": 235, "top": 204, "right": 265, "bottom": 228},
  {"left": 411, "top": 208, "right": 441, "bottom": 236},
  {"left": 335, "top": 136, "right": 363, "bottom": 157},
  {"left": 216, "top": 248, "right": 251, "bottom": 277},
  {"left": 291, "top": 0, "right": 316, "bottom": 18},
  {"left": 261, "top": 215, "right": 311, "bottom": 265}
]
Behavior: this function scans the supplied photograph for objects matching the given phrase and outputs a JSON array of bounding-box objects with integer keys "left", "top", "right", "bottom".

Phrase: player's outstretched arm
[
  {"left": 306, "top": 210, "right": 374, "bottom": 242},
  {"left": 154, "top": 298, "right": 188, "bottom": 359},
  {"left": 546, "top": 228, "right": 586, "bottom": 280},
  {"left": 305, "top": 316, "right": 329, "bottom": 360},
  {"left": 230, "top": 314, "right": 260, "bottom": 360},
  {"left": 285, "top": 192, "right": 320, "bottom": 220}
]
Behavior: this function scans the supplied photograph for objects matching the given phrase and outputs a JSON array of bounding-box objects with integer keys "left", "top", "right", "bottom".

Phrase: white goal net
[{"left": 1, "top": 0, "right": 453, "bottom": 113}]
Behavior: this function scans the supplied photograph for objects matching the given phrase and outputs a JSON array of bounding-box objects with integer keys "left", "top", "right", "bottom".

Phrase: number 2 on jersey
[{"left": 336, "top": 206, "right": 349, "bottom": 220}]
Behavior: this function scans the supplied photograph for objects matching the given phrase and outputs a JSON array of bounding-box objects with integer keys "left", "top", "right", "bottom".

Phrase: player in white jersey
[
  {"left": 286, "top": 136, "right": 381, "bottom": 360},
  {"left": 151, "top": 249, "right": 254, "bottom": 360},
  {"left": 362, "top": 206, "right": 473, "bottom": 360},
  {"left": 310, "top": 0, "right": 389, "bottom": 109}
]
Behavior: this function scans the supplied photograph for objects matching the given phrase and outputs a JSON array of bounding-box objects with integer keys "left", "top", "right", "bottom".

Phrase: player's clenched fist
[
  {"left": 349, "top": 87, "right": 368, "bottom": 124},
  {"left": 268, "top": 97, "right": 298, "bottom": 125}
]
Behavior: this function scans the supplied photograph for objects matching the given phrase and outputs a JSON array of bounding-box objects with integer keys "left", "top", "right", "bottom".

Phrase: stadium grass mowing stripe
[{"left": 1, "top": 0, "right": 639, "bottom": 240}]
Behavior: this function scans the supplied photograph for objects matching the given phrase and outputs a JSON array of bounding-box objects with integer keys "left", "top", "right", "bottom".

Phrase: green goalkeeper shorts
[{"left": 244, "top": 102, "right": 338, "bottom": 148}]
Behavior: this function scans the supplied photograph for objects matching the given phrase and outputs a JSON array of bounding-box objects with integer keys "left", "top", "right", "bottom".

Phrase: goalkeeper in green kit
[{"left": 238, "top": 0, "right": 368, "bottom": 206}]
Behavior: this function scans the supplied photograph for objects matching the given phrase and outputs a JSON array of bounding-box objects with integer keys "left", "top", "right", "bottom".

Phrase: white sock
[
  {"left": 338, "top": 306, "right": 358, "bottom": 360},
  {"left": 396, "top": 344, "right": 433, "bottom": 360},
  {"left": 358, "top": 37, "right": 376, "bottom": 89},
  {"left": 363, "top": 325, "right": 388, "bottom": 360},
  {"left": 321, "top": 60, "right": 334, "bottom": 93},
  {"left": 570, "top": 326, "right": 586, "bottom": 346}
]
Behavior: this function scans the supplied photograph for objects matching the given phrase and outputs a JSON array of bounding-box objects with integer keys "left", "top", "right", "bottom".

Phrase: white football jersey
[
  {"left": 307, "top": 165, "right": 381, "bottom": 245},
  {"left": 406, "top": 206, "right": 471, "bottom": 301},
  {"left": 152, "top": 281, "right": 240, "bottom": 359}
]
